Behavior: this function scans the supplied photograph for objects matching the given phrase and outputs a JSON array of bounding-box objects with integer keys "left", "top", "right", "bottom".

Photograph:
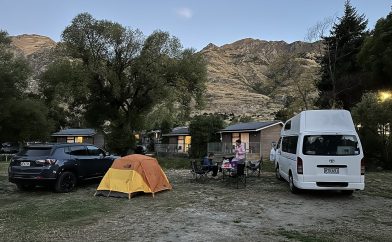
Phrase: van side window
[
  {"left": 282, "top": 136, "right": 298, "bottom": 154},
  {"left": 276, "top": 137, "right": 282, "bottom": 149},
  {"left": 284, "top": 121, "right": 291, "bottom": 130}
]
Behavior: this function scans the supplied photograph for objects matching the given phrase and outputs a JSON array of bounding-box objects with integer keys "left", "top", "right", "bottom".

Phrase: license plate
[
  {"left": 20, "top": 162, "right": 30, "bottom": 167},
  {"left": 324, "top": 167, "right": 339, "bottom": 174}
]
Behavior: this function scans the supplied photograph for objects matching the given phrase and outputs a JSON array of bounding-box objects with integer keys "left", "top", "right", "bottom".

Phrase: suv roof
[{"left": 25, "top": 143, "right": 96, "bottom": 148}]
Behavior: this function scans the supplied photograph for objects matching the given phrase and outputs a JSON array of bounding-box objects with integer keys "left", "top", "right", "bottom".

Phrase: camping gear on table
[{"left": 95, "top": 154, "right": 172, "bottom": 199}]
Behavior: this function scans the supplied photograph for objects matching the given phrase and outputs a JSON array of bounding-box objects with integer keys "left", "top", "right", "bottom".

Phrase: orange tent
[{"left": 95, "top": 154, "right": 172, "bottom": 199}]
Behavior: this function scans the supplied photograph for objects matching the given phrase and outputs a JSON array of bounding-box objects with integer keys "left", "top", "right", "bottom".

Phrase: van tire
[
  {"left": 289, "top": 173, "right": 300, "bottom": 194},
  {"left": 275, "top": 165, "right": 283, "bottom": 181},
  {"left": 55, "top": 172, "right": 77, "bottom": 193}
]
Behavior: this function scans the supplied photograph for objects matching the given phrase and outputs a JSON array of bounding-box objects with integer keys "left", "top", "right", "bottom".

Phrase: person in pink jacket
[{"left": 234, "top": 139, "right": 246, "bottom": 175}]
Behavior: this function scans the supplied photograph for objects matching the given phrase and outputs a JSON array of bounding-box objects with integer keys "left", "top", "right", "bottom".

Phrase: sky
[{"left": 1, "top": 0, "right": 391, "bottom": 51}]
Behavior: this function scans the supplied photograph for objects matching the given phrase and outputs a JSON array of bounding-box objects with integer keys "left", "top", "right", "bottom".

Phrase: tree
[
  {"left": 39, "top": 59, "right": 90, "bottom": 129},
  {"left": 352, "top": 92, "right": 392, "bottom": 169},
  {"left": 358, "top": 10, "right": 392, "bottom": 89},
  {"left": 317, "top": 1, "right": 368, "bottom": 109},
  {"left": 0, "top": 31, "right": 30, "bottom": 103},
  {"left": 189, "top": 115, "right": 224, "bottom": 158},
  {"left": 0, "top": 99, "right": 54, "bottom": 142},
  {"left": 52, "top": 13, "right": 207, "bottom": 153},
  {"left": 0, "top": 30, "right": 54, "bottom": 143}
]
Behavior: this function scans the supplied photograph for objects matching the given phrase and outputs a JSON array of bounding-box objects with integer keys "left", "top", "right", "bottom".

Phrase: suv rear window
[
  {"left": 19, "top": 147, "right": 52, "bottom": 156},
  {"left": 303, "top": 135, "right": 360, "bottom": 156}
]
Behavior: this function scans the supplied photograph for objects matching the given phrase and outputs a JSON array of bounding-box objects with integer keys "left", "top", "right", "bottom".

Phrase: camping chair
[
  {"left": 246, "top": 159, "right": 262, "bottom": 177},
  {"left": 190, "top": 160, "right": 208, "bottom": 181}
]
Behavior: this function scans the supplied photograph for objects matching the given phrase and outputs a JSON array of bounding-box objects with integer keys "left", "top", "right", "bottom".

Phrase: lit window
[
  {"left": 232, "top": 133, "right": 240, "bottom": 144},
  {"left": 76, "top": 137, "right": 83, "bottom": 143},
  {"left": 67, "top": 137, "right": 75, "bottom": 143}
]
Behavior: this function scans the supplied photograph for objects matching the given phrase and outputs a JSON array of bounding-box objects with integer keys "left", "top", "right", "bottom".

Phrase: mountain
[
  {"left": 11, "top": 34, "right": 57, "bottom": 93},
  {"left": 10, "top": 35, "right": 320, "bottom": 120},
  {"left": 199, "top": 38, "right": 320, "bottom": 120},
  {"left": 11, "top": 34, "right": 56, "bottom": 56}
]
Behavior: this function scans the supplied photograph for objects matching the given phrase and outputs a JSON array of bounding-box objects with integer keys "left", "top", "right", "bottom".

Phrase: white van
[{"left": 271, "top": 110, "right": 365, "bottom": 194}]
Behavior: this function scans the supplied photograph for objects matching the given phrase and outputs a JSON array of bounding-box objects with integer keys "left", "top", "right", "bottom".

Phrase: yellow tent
[{"left": 95, "top": 154, "right": 172, "bottom": 199}]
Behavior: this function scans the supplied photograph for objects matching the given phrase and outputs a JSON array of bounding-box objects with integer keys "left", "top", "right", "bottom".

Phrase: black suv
[{"left": 8, "top": 143, "right": 117, "bottom": 192}]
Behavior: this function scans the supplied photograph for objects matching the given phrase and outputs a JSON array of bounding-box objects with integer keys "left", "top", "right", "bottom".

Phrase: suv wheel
[
  {"left": 16, "top": 183, "right": 35, "bottom": 191},
  {"left": 55, "top": 172, "right": 77, "bottom": 193}
]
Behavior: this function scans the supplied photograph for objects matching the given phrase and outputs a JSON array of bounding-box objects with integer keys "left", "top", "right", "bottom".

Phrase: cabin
[
  {"left": 51, "top": 128, "right": 105, "bottom": 148},
  {"left": 209, "top": 121, "right": 283, "bottom": 160},
  {"left": 159, "top": 127, "right": 191, "bottom": 153}
]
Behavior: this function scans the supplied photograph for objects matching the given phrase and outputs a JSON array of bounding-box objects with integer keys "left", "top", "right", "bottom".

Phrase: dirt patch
[{"left": 1, "top": 167, "right": 392, "bottom": 241}]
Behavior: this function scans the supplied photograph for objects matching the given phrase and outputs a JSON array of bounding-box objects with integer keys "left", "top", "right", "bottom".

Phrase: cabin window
[
  {"left": 75, "top": 136, "right": 83, "bottom": 143},
  {"left": 302, "top": 135, "right": 360, "bottom": 156},
  {"left": 67, "top": 137, "right": 75, "bottom": 143},
  {"left": 231, "top": 133, "right": 240, "bottom": 144}
]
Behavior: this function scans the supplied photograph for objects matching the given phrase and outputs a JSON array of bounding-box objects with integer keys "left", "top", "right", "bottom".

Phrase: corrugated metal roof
[
  {"left": 162, "top": 127, "right": 190, "bottom": 136},
  {"left": 52, "top": 128, "right": 96, "bottom": 137},
  {"left": 221, "top": 121, "right": 282, "bottom": 132}
]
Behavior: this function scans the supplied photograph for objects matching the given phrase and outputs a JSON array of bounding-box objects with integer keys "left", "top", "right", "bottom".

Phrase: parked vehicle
[
  {"left": 1, "top": 142, "right": 19, "bottom": 154},
  {"left": 8, "top": 143, "right": 118, "bottom": 192},
  {"left": 270, "top": 110, "right": 365, "bottom": 194}
]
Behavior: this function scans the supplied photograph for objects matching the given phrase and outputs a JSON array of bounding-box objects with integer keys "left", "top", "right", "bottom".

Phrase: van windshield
[{"left": 302, "top": 135, "right": 360, "bottom": 156}]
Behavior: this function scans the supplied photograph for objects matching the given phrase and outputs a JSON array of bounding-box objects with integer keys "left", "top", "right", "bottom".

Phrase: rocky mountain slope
[
  {"left": 10, "top": 35, "right": 319, "bottom": 120},
  {"left": 11, "top": 34, "right": 57, "bottom": 93},
  {"left": 199, "top": 38, "right": 320, "bottom": 120}
]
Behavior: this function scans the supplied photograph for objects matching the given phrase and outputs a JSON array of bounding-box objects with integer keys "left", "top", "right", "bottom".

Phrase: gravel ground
[{"left": 2, "top": 168, "right": 392, "bottom": 241}]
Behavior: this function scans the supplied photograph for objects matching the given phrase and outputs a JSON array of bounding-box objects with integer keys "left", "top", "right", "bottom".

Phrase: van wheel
[
  {"left": 55, "top": 172, "right": 76, "bottom": 193},
  {"left": 289, "top": 173, "right": 300, "bottom": 194},
  {"left": 275, "top": 165, "right": 283, "bottom": 181}
]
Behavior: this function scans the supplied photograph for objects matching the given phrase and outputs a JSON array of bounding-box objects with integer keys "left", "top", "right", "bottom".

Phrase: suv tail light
[
  {"left": 361, "top": 158, "right": 365, "bottom": 175},
  {"left": 297, "top": 157, "right": 303, "bottom": 174},
  {"left": 36, "top": 159, "right": 57, "bottom": 165}
]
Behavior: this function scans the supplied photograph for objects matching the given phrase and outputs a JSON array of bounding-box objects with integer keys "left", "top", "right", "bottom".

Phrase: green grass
[
  {"left": 262, "top": 159, "right": 275, "bottom": 172},
  {"left": 157, "top": 156, "right": 190, "bottom": 169},
  {"left": 362, "top": 171, "right": 392, "bottom": 198}
]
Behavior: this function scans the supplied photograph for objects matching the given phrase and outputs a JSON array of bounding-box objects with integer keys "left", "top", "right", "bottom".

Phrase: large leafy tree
[
  {"left": 317, "top": 1, "right": 368, "bottom": 109},
  {"left": 53, "top": 13, "right": 206, "bottom": 153},
  {"left": 0, "top": 30, "right": 53, "bottom": 142},
  {"left": 358, "top": 10, "right": 392, "bottom": 89},
  {"left": 189, "top": 115, "right": 224, "bottom": 158},
  {"left": 39, "top": 59, "right": 90, "bottom": 129},
  {"left": 352, "top": 93, "right": 392, "bottom": 169}
]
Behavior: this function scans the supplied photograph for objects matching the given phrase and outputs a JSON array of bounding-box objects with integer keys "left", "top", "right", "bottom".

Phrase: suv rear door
[{"left": 11, "top": 146, "right": 53, "bottom": 173}]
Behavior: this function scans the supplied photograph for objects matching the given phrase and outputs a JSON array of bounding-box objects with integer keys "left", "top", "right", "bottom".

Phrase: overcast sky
[{"left": 1, "top": 0, "right": 391, "bottom": 50}]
